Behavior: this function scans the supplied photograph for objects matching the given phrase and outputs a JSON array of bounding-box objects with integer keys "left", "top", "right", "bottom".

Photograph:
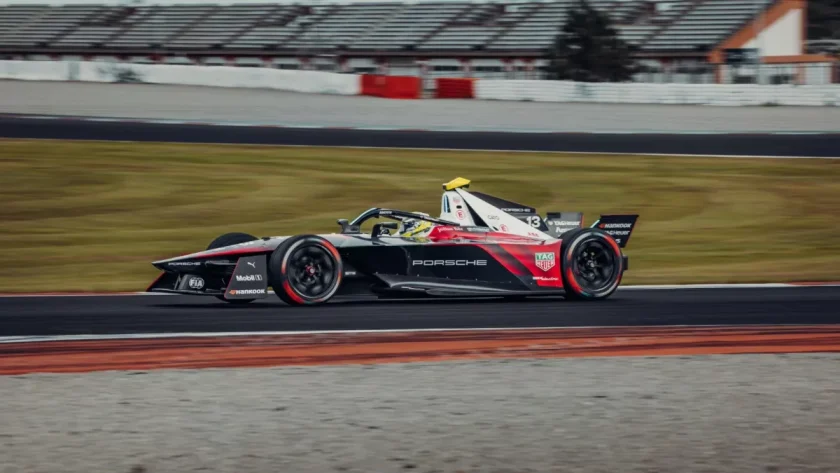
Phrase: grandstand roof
[{"left": 0, "top": 0, "right": 778, "bottom": 58}]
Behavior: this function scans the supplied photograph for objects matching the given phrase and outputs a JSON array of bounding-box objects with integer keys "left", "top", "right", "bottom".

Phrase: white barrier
[
  {"left": 475, "top": 79, "right": 840, "bottom": 107},
  {"left": 2, "top": 60, "right": 838, "bottom": 105},
  {"left": 0, "top": 60, "right": 360, "bottom": 96},
  {"left": 0, "top": 60, "right": 70, "bottom": 81}
]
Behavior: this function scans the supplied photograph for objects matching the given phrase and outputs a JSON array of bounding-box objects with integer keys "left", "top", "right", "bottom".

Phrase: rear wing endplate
[{"left": 590, "top": 214, "right": 639, "bottom": 248}]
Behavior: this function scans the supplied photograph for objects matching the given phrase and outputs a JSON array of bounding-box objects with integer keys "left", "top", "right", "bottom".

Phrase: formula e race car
[{"left": 147, "top": 178, "right": 638, "bottom": 305}]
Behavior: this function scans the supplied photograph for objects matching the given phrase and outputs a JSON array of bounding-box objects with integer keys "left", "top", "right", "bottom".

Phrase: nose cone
[{"left": 152, "top": 251, "right": 206, "bottom": 270}]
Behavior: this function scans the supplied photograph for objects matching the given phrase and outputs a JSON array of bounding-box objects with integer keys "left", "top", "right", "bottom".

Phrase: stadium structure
[{"left": 0, "top": 0, "right": 836, "bottom": 84}]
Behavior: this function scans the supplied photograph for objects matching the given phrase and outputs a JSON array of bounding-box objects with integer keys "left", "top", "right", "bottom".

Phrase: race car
[{"left": 147, "top": 178, "right": 638, "bottom": 305}]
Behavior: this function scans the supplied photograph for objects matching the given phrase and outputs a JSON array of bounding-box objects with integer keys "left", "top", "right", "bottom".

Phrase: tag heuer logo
[{"left": 535, "top": 252, "right": 555, "bottom": 271}]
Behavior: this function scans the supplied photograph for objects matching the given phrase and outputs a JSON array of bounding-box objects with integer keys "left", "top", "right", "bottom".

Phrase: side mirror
[
  {"left": 372, "top": 222, "right": 398, "bottom": 238},
  {"left": 337, "top": 218, "right": 361, "bottom": 234}
]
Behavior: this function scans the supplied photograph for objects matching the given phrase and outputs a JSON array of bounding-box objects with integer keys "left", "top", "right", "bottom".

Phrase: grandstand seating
[
  {"left": 106, "top": 5, "right": 217, "bottom": 48},
  {"left": 227, "top": 5, "right": 318, "bottom": 50},
  {"left": 286, "top": 3, "right": 402, "bottom": 50},
  {"left": 350, "top": 2, "right": 469, "bottom": 51},
  {"left": 169, "top": 4, "right": 279, "bottom": 49},
  {"left": 645, "top": 0, "right": 774, "bottom": 51},
  {"left": 54, "top": 6, "right": 148, "bottom": 48},
  {"left": 487, "top": 2, "right": 571, "bottom": 50},
  {"left": 0, "top": 4, "right": 102, "bottom": 47},
  {"left": 420, "top": 3, "right": 538, "bottom": 51},
  {"left": 0, "top": 0, "right": 787, "bottom": 55}
]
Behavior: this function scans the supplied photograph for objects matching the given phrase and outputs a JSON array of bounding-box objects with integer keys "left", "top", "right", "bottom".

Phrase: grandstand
[
  {"left": 0, "top": 0, "right": 771, "bottom": 53},
  {"left": 0, "top": 0, "right": 836, "bottom": 83}
]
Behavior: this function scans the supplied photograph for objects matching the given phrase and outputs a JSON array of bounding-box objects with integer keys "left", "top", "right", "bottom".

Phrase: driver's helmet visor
[{"left": 399, "top": 218, "right": 433, "bottom": 237}]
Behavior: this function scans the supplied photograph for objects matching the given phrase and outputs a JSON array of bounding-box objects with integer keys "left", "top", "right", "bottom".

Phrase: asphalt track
[
  {"left": 2, "top": 114, "right": 839, "bottom": 338},
  {"left": 1, "top": 286, "right": 839, "bottom": 337},
  {"left": 2, "top": 114, "right": 840, "bottom": 156}
]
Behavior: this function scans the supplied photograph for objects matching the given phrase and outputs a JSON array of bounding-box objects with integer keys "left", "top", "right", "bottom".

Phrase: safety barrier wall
[
  {"left": 0, "top": 60, "right": 360, "bottom": 95},
  {"left": 435, "top": 78, "right": 476, "bottom": 99},
  {"left": 474, "top": 80, "right": 840, "bottom": 106},
  {"left": 3, "top": 60, "right": 840, "bottom": 106},
  {"left": 0, "top": 60, "right": 69, "bottom": 81},
  {"left": 360, "top": 74, "right": 421, "bottom": 99}
]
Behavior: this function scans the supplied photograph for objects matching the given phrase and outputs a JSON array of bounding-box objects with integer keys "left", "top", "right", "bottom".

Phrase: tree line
[{"left": 546, "top": 0, "right": 638, "bottom": 82}]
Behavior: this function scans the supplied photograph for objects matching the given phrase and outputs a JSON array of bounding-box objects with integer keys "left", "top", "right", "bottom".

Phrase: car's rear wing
[{"left": 590, "top": 215, "right": 639, "bottom": 248}]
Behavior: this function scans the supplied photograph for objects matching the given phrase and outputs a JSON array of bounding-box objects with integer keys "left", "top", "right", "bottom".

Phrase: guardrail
[{"left": 2, "top": 60, "right": 839, "bottom": 106}]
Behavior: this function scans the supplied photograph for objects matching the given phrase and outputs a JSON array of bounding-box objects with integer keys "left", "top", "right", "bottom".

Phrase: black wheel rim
[
  {"left": 571, "top": 238, "right": 618, "bottom": 293},
  {"left": 286, "top": 244, "right": 336, "bottom": 299}
]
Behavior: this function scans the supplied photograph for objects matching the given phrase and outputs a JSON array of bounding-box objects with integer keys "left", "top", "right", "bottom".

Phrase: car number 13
[{"left": 526, "top": 216, "right": 541, "bottom": 228}]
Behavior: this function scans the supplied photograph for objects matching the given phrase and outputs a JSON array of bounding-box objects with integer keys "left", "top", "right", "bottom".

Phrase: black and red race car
[{"left": 147, "top": 178, "right": 638, "bottom": 305}]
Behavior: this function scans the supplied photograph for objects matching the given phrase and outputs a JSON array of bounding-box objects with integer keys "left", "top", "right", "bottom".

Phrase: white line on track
[
  {"left": 2, "top": 285, "right": 836, "bottom": 344},
  {"left": 0, "top": 291, "right": 147, "bottom": 298},
  {"left": 0, "top": 323, "right": 827, "bottom": 345},
  {"left": 1, "top": 282, "right": 838, "bottom": 298},
  {"left": 618, "top": 283, "right": 809, "bottom": 290}
]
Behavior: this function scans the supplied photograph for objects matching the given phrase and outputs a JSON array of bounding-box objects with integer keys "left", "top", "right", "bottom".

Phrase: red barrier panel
[
  {"left": 360, "top": 74, "right": 421, "bottom": 99},
  {"left": 361, "top": 74, "right": 387, "bottom": 97},
  {"left": 388, "top": 75, "right": 422, "bottom": 99},
  {"left": 435, "top": 77, "right": 475, "bottom": 99}
]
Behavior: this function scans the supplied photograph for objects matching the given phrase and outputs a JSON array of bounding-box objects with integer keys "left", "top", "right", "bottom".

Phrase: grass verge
[{"left": 2, "top": 139, "right": 839, "bottom": 292}]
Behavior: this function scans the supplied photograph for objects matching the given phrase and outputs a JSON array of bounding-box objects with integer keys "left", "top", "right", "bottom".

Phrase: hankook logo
[
  {"left": 230, "top": 289, "right": 265, "bottom": 295},
  {"left": 412, "top": 260, "right": 488, "bottom": 267}
]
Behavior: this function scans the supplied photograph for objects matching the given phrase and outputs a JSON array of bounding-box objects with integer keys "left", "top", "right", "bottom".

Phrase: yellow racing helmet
[{"left": 398, "top": 218, "right": 433, "bottom": 238}]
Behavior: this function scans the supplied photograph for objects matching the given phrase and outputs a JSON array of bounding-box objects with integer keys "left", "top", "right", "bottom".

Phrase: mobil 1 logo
[{"left": 225, "top": 255, "right": 269, "bottom": 300}]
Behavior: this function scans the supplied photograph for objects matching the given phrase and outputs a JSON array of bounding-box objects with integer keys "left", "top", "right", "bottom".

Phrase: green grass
[{"left": 2, "top": 139, "right": 839, "bottom": 292}]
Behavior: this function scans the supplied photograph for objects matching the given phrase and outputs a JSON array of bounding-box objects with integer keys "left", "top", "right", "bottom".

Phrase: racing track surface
[
  {"left": 3, "top": 84, "right": 839, "bottom": 473},
  {"left": 2, "top": 107, "right": 839, "bottom": 338},
  {"left": 2, "top": 286, "right": 839, "bottom": 337},
  {"left": 2, "top": 114, "right": 840, "bottom": 157},
  {"left": 4, "top": 81, "right": 840, "bottom": 134}
]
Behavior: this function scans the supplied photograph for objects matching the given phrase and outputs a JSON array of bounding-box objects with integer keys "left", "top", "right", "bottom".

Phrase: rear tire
[
  {"left": 268, "top": 235, "right": 343, "bottom": 306},
  {"left": 206, "top": 232, "right": 259, "bottom": 304},
  {"left": 560, "top": 228, "right": 624, "bottom": 301}
]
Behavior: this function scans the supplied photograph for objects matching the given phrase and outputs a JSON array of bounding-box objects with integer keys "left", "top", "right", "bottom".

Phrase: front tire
[
  {"left": 268, "top": 235, "right": 343, "bottom": 306},
  {"left": 206, "top": 232, "right": 259, "bottom": 304},
  {"left": 560, "top": 228, "right": 624, "bottom": 300}
]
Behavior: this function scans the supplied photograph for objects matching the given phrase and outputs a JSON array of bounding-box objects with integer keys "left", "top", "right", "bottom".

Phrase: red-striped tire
[
  {"left": 268, "top": 235, "right": 343, "bottom": 306},
  {"left": 560, "top": 228, "right": 624, "bottom": 301}
]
